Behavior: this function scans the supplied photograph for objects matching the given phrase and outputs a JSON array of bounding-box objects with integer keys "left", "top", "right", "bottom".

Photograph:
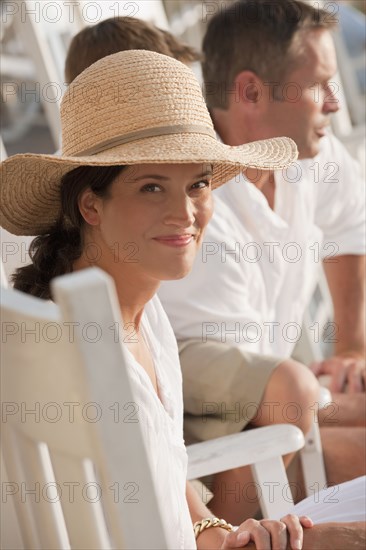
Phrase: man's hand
[
  {"left": 310, "top": 352, "right": 365, "bottom": 393},
  {"left": 221, "top": 515, "right": 313, "bottom": 549},
  {"left": 224, "top": 522, "right": 365, "bottom": 550}
]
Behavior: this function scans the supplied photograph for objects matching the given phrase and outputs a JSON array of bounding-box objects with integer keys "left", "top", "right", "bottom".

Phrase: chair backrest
[
  {"left": 0, "top": 138, "right": 33, "bottom": 288},
  {"left": 1, "top": 268, "right": 169, "bottom": 549},
  {"left": 1, "top": 227, "right": 33, "bottom": 287},
  {"left": 294, "top": 265, "right": 334, "bottom": 365}
]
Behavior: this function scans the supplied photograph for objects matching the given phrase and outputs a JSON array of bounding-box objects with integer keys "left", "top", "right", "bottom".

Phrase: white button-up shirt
[{"left": 159, "top": 134, "right": 365, "bottom": 357}]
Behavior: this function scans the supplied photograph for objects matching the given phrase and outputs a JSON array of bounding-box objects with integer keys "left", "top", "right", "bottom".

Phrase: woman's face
[{"left": 79, "top": 163, "right": 214, "bottom": 283}]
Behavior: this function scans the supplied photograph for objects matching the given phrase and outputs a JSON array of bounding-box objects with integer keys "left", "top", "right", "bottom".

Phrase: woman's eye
[
  {"left": 140, "top": 184, "right": 161, "bottom": 193},
  {"left": 192, "top": 180, "right": 211, "bottom": 190}
]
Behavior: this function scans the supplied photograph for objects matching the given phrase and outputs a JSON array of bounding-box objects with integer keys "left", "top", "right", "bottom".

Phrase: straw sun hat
[{"left": 0, "top": 50, "right": 297, "bottom": 236}]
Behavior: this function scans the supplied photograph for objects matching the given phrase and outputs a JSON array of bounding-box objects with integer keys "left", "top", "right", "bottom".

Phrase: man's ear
[
  {"left": 78, "top": 189, "right": 102, "bottom": 226},
  {"left": 234, "top": 70, "right": 266, "bottom": 108}
]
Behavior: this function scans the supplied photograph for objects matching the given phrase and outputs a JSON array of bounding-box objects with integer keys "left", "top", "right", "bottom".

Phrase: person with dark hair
[
  {"left": 60, "top": 10, "right": 365, "bottom": 528},
  {"left": 2, "top": 42, "right": 366, "bottom": 550},
  {"left": 1, "top": 47, "right": 312, "bottom": 550},
  {"left": 62, "top": 16, "right": 329, "bottom": 524},
  {"left": 158, "top": 0, "right": 365, "bottom": 524},
  {"left": 64, "top": 16, "right": 200, "bottom": 84}
]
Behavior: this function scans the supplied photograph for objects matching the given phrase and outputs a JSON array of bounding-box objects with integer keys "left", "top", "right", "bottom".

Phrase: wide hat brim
[{"left": 0, "top": 133, "right": 297, "bottom": 236}]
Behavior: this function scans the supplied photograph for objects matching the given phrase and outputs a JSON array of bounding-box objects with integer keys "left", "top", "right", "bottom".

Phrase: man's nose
[{"left": 323, "top": 82, "right": 340, "bottom": 114}]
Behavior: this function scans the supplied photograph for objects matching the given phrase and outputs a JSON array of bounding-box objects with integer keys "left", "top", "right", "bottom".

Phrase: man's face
[{"left": 261, "top": 29, "right": 339, "bottom": 159}]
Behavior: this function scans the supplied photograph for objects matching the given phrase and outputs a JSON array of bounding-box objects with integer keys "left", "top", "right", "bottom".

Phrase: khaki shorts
[{"left": 178, "top": 339, "right": 283, "bottom": 445}]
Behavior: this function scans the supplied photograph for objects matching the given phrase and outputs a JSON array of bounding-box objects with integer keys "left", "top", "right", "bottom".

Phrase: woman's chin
[{"left": 159, "top": 264, "right": 193, "bottom": 281}]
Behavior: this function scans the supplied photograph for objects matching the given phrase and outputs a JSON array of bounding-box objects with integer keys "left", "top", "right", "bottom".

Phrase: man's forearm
[
  {"left": 242, "top": 522, "right": 365, "bottom": 549},
  {"left": 302, "top": 522, "right": 366, "bottom": 549},
  {"left": 324, "top": 255, "right": 365, "bottom": 355}
]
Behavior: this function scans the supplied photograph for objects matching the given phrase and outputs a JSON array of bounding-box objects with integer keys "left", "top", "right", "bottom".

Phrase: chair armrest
[
  {"left": 318, "top": 386, "right": 332, "bottom": 407},
  {"left": 299, "top": 386, "right": 332, "bottom": 495},
  {"left": 187, "top": 424, "right": 304, "bottom": 480}
]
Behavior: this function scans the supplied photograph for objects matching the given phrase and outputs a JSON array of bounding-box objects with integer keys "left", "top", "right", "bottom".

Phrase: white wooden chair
[
  {"left": 0, "top": 138, "right": 33, "bottom": 289},
  {"left": 295, "top": 266, "right": 335, "bottom": 367},
  {"left": 1, "top": 268, "right": 305, "bottom": 549},
  {"left": 293, "top": 265, "right": 333, "bottom": 495},
  {"left": 187, "top": 424, "right": 304, "bottom": 519},
  {"left": 1, "top": 269, "right": 169, "bottom": 549}
]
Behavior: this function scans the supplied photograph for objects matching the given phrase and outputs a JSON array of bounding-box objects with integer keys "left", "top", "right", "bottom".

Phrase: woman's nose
[{"left": 163, "top": 196, "right": 195, "bottom": 227}]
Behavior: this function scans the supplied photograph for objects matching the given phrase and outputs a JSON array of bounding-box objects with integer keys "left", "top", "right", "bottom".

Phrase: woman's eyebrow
[
  {"left": 131, "top": 174, "right": 170, "bottom": 182},
  {"left": 128, "top": 170, "right": 213, "bottom": 183},
  {"left": 196, "top": 170, "right": 213, "bottom": 178}
]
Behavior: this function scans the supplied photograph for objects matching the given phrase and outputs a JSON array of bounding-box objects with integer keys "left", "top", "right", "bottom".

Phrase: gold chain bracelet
[{"left": 193, "top": 517, "right": 234, "bottom": 540}]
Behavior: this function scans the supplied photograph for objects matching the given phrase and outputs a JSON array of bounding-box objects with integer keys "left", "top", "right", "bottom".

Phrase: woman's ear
[
  {"left": 78, "top": 189, "right": 102, "bottom": 226},
  {"left": 234, "top": 70, "right": 266, "bottom": 108}
]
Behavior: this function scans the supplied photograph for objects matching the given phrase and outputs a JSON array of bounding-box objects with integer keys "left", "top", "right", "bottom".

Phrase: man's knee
[{"left": 263, "top": 358, "right": 320, "bottom": 433}]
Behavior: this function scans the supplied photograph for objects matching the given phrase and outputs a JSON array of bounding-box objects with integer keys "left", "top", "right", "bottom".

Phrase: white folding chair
[{"left": 1, "top": 268, "right": 305, "bottom": 548}]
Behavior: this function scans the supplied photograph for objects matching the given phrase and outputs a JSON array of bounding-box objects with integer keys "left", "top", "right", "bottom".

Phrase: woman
[{"left": 0, "top": 50, "right": 363, "bottom": 549}]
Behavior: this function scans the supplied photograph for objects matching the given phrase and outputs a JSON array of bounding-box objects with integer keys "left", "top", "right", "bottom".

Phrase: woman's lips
[{"left": 153, "top": 234, "right": 195, "bottom": 247}]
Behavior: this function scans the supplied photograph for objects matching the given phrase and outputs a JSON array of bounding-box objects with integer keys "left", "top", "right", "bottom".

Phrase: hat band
[{"left": 72, "top": 124, "right": 217, "bottom": 157}]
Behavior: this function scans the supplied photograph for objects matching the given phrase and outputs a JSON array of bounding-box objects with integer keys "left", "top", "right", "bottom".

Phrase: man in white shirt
[{"left": 159, "top": 0, "right": 365, "bottom": 523}]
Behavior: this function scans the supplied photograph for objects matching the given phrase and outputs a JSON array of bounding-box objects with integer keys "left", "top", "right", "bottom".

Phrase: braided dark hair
[{"left": 12, "top": 165, "right": 124, "bottom": 299}]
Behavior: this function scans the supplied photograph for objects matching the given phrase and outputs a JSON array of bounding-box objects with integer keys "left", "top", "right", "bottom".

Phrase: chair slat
[
  {"left": 2, "top": 428, "right": 39, "bottom": 549},
  {"left": 8, "top": 430, "right": 69, "bottom": 549},
  {"left": 50, "top": 452, "right": 112, "bottom": 550}
]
